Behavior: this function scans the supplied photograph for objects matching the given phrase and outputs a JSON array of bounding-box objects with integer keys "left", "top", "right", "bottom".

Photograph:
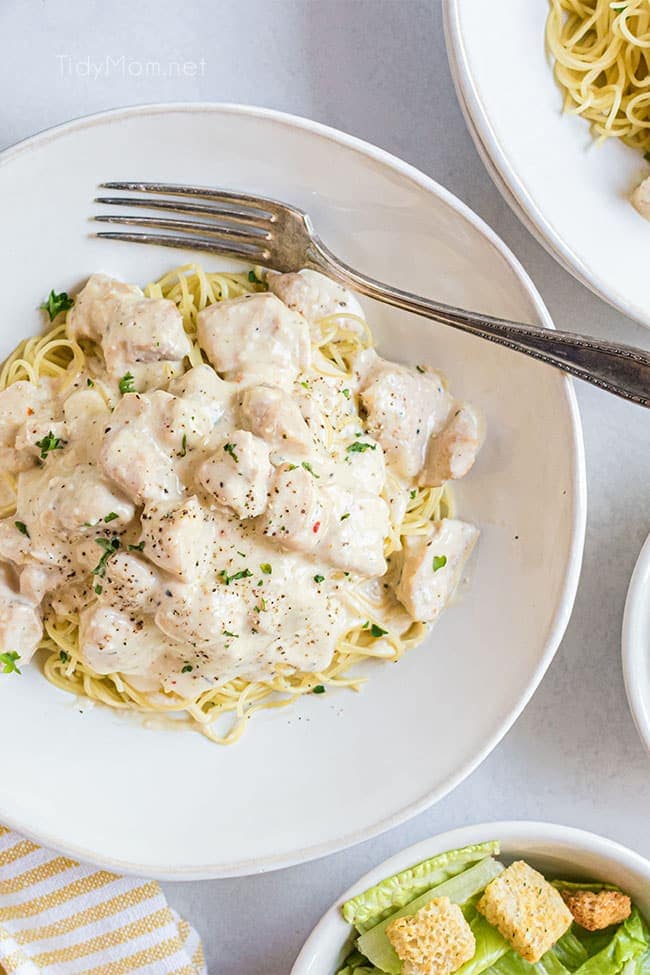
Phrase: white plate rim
[
  {"left": 442, "top": 0, "right": 650, "bottom": 330},
  {"left": 291, "top": 819, "right": 650, "bottom": 974},
  {"left": 622, "top": 534, "right": 650, "bottom": 754},
  {"left": 0, "top": 102, "right": 587, "bottom": 879}
]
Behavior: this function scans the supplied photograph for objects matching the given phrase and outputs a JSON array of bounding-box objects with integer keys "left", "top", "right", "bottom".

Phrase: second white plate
[{"left": 444, "top": 0, "right": 650, "bottom": 329}]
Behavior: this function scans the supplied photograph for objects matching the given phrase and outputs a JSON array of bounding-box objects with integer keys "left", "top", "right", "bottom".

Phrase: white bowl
[
  {"left": 0, "top": 104, "right": 586, "bottom": 879},
  {"left": 292, "top": 821, "right": 650, "bottom": 974},
  {"left": 623, "top": 535, "right": 650, "bottom": 753},
  {"left": 444, "top": 0, "right": 650, "bottom": 329}
]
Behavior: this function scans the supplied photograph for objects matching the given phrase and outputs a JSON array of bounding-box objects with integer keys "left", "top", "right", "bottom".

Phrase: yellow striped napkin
[{"left": 0, "top": 826, "right": 206, "bottom": 975}]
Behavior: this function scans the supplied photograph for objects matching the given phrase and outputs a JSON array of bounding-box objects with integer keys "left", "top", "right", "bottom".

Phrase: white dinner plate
[
  {"left": 0, "top": 104, "right": 586, "bottom": 879},
  {"left": 291, "top": 821, "right": 650, "bottom": 974},
  {"left": 444, "top": 0, "right": 650, "bottom": 329},
  {"left": 623, "top": 534, "right": 650, "bottom": 753}
]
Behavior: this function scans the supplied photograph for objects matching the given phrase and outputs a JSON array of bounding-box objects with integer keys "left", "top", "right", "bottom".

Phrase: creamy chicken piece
[
  {"left": 395, "top": 520, "right": 479, "bottom": 621},
  {"left": 631, "top": 176, "right": 650, "bottom": 221},
  {"left": 267, "top": 268, "right": 364, "bottom": 323},
  {"left": 0, "top": 269, "right": 484, "bottom": 697},
  {"left": 197, "top": 293, "right": 311, "bottom": 387}
]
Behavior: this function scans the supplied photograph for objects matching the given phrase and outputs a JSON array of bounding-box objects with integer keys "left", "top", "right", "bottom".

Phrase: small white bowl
[
  {"left": 623, "top": 535, "right": 650, "bottom": 753},
  {"left": 292, "top": 822, "right": 650, "bottom": 974}
]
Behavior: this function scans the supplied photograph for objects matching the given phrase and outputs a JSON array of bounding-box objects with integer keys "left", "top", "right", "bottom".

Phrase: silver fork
[{"left": 95, "top": 182, "right": 650, "bottom": 408}]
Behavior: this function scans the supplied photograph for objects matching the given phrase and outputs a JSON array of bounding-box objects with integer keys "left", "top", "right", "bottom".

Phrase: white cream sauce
[{"left": 0, "top": 270, "right": 484, "bottom": 699}]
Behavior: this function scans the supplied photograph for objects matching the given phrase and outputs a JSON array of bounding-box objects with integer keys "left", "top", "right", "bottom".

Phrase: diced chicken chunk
[
  {"left": 140, "top": 496, "right": 213, "bottom": 581},
  {"left": 20, "top": 564, "right": 65, "bottom": 605},
  {"left": 196, "top": 430, "right": 271, "bottom": 519},
  {"left": 67, "top": 273, "right": 139, "bottom": 342},
  {"left": 320, "top": 486, "right": 389, "bottom": 577},
  {"left": 421, "top": 404, "right": 484, "bottom": 487},
  {"left": 361, "top": 363, "right": 453, "bottom": 478},
  {"left": 37, "top": 468, "right": 135, "bottom": 536},
  {"left": 197, "top": 293, "right": 311, "bottom": 387},
  {"left": 67, "top": 273, "right": 192, "bottom": 376},
  {"left": 267, "top": 269, "right": 364, "bottom": 323},
  {"left": 168, "top": 364, "right": 234, "bottom": 426},
  {"left": 334, "top": 437, "right": 386, "bottom": 494},
  {"left": 78, "top": 605, "right": 165, "bottom": 676},
  {"left": 395, "top": 519, "right": 479, "bottom": 621},
  {"left": 261, "top": 466, "right": 330, "bottom": 553},
  {"left": 0, "top": 572, "right": 42, "bottom": 663},
  {"left": 0, "top": 519, "right": 31, "bottom": 566},
  {"left": 155, "top": 580, "right": 245, "bottom": 648},
  {"left": 62, "top": 388, "right": 111, "bottom": 444},
  {"left": 99, "top": 391, "right": 184, "bottom": 504},
  {"left": 0, "top": 379, "right": 56, "bottom": 472},
  {"left": 239, "top": 384, "right": 312, "bottom": 453},
  {"left": 631, "top": 176, "right": 650, "bottom": 221},
  {"left": 99, "top": 553, "right": 160, "bottom": 611},
  {"left": 254, "top": 588, "right": 345, "bottom": 673}
]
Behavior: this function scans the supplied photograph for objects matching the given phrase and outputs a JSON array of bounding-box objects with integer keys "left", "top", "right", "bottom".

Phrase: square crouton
[
  {"left": 386, "top": 896, "right": 476, "bottom": 975},
  {"left": 477, "top": 861, "right": 572, "bottom": 963},
  {"left": 560, "top": 889, "right": 631, "bottom": 931}
]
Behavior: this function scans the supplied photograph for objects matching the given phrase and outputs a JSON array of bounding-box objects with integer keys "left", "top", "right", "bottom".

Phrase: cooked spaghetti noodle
[
  {"left": 546, "top": 0, "right": 650, "bottom": 153},
  {"left": 1, "top": 265, "right": 460, "bottom": 745}
]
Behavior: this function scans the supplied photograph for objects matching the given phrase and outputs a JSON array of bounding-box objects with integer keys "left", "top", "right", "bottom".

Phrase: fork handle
[{"left": 309, "top": 242, "right": 650, "bottom": 408}]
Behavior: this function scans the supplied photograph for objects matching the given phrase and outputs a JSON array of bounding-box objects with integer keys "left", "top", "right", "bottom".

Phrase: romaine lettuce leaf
[
  {"left": 342, "top": 842, "right": 500, "bottom": 934},
  {"left": 572, "top": 911, "right": 649, "bottom": 975},
  {"left": 356, "top": 856, "right": 504, "bottom": 973}
]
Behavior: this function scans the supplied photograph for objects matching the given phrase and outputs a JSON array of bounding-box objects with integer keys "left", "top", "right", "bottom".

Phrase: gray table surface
[{"left": 2, "top": 1, "right": 649, "bottom": 972}]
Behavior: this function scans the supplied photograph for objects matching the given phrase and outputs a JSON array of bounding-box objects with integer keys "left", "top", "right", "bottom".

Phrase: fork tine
[
  {"left": 94, "top": 231, "right": 270, "bottom": 261},
  {"left": 95, "top": 195, "right": 273, "bottom": 231},
  {"left": 94, "top": 213, "right": 271, "bottom": 245},
  {"left": 99, "top": 182, "right": 296, "bottom": 218}
]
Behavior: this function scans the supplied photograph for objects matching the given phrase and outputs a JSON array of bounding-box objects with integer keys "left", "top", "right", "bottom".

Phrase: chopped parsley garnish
[
  {"left": 301, "top": 461, "right": 319, "bottom": 477},
  {"left": 93, "top": 536, "right": 121, "bottom": 579},
  {"left": 314, "top": 574, "right": 325, "bottom": 583},
  {"left": 341, "top": 388, "right": 351, "bottom": 399},
  {"left": 223, "top": 442, "right": 239, "bottom": 463},
  {"left": 40, "top": 290, "right": 74, "bottom": 321},
  {"left": 645, "top": 150, "right": 650, "bottom": 162},
  {"left": 362, "top": 620, "right": 369, "bottom": 629},
  {"left": 128, "top": 541, "right": 145, "bottom": 552},
  {"left": 248, "top": 269, "right": 264, "bottom": 285},
  {"left": 410, "top": 489, "right": 417, "bottom": 499},
  {"left": 35, "top": 430, "right": 65, "bottom": 460},
  {"left": 370, "top": 623, "right": 388, "bottom": 638},
  {"left": 223, "top": 630, "right": 239, "bottom": 638},
  {"left": 103, "top": 512, "right": 119, "bottom": 523},
  {"left": 346, "top": 441, "right": 376, "bottom": 454},
  {"left": 416, "top": 364, "right": 425, "bottom": 374},
  {"left": 87, "top": 378, "right": 95, "bottom": 387},
  {"left": 94, "top": 583, "right": 103, "bottom": 595},
  {"left": 181, "top": 664, "right": 194, "bottom": 673},
  {"left": 219, "top": 568, "right": 253, "bottom": 585},
  {"left": 178, "top": 433, "right": 188, "bottom": 457},
  {"left": 119, "top": 372, "right": 136, "bottom": 394},
  {"left": 340, "top": 513, "right": 350, "bottom": 521},
  {"left": 260, "top": 563, "right": 272, "bottom": 575},
  {"left": 14, "top": 521, "right": 29, "bottom": 537},
  {"left": 432, "top": 555, "right": 447, "bottom": 572},
  {"left": 59, "top": 650, "right": 70, "bottom": 663},
  {"left": 312, "top": 685, "right": 326, "bottom": 694},
  {"left": 0, "top": 651, "right": 21, "bottom": 674},
  {"left": 300, "top": 380, "right": 309, "bottom": 389}
]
